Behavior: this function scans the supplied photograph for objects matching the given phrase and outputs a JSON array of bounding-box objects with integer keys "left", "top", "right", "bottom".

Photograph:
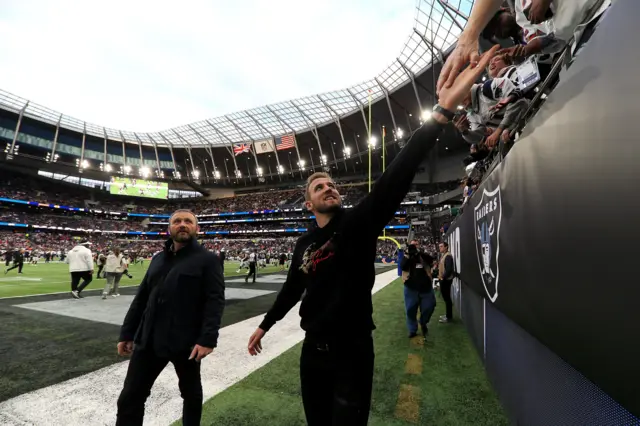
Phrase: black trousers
[
  {"left": 70, "top": 271, "right": 93, "bottom": 292},
  {"left": 300, "top": 334, "right": 374, "bottom": 426},
  {"left": 117, "top": 348, "right": 203, "bottom": 426},
  {"left": 245, "top": 263, "right": 256, "bottom": 282},
  {"left": 97, "top": 265, "right": 104, "bottom": 278},
  {"left": 7, "top": 262, "right": 23, "bottom": 273},
  {"left": 440, "top": 279, "right": 453, "bottom": 320}
]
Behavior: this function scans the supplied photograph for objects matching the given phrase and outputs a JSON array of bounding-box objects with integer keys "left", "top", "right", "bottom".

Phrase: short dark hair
[
  {"left": 305, "top": 172, "right": 333, "bottom": 201},
  {"left": 169, "top": 209, "right": 198, "bottom": 225},
  {"left": 440, "top": 241, "right": 449, "bottom": 248}
]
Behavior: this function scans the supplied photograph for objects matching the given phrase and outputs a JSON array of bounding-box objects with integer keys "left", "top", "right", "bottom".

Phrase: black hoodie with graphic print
[{"left": 259, "top": 119, "right": 446, "bottom": 338}]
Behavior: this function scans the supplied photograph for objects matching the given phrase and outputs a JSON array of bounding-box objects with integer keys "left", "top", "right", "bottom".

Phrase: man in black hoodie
[{"left": 246, "top": 45, "right": 499, "bottom": 426}]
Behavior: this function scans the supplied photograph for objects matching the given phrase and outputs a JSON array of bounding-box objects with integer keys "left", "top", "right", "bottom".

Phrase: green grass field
[
  {"left": 110, "top": 177, "right": 169, "bottom": 199},
  {"left": 0, "top": 261, "right": 282, "bottom": 298},
  {"left": 184, "top": 279, "right": 507, "bottom": 426}
]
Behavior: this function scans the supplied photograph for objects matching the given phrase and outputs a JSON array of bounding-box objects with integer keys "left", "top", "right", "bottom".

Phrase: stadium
[{"left": 0, "top": 0, "right": 638, "bottom": 425}]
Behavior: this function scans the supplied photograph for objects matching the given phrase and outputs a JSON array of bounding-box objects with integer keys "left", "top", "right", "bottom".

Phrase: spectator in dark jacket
[
  {"left": 4, "top": 248, "right": 24, "bottom": 274},
  {"left": 438, "top": 241, "right": 455, "bottom": 323},
  {"left": 116, "top": 209, "right": 225, "bottom": 426}
]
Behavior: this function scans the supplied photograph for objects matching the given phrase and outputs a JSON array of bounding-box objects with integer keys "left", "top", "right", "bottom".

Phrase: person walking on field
[
  {"left": 4, "top": 248, "right": 24, "bottom": 275},
  {"left": 67, "top": 242, "right": 94, "bottom": 299},
  {"left": 102, "top": 248, "right": 125, "bottom": 299},
  {"left": 97, "top": 252, "right": 107, "bottom": 278},
  {"left": 245, "top": 251, "right": 257, "bottom": 283},
  {"left": 246, "top": 44, "right": 499, "bottom": 426},
  {"left": 116, "top": 209, "right": 225, "bottom": 426}
]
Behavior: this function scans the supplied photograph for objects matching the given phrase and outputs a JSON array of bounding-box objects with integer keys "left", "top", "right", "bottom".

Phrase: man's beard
[
  {"left": 171, "top": 229, "right": 195, "bottom": 243},
  {"left": 315, "top": 203, "right": 341, "bottom": 214}
]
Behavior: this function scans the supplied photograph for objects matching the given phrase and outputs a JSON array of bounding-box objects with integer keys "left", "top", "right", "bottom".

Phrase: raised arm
[
  {"left": 351, "top": 45, "right": 501, "bottom": 236},
  {"left": 349, "top": 119, "right": 446, "bottom": 234}
]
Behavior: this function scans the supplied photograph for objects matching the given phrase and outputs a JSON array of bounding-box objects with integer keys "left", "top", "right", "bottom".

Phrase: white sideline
[{"left": 0, "top": 269, "right": 400, "bottom": 426}]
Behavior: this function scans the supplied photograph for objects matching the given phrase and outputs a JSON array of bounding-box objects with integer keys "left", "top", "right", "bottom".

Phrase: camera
[{"left": 407, "top": 244, "right": 418, "bottom": 256}]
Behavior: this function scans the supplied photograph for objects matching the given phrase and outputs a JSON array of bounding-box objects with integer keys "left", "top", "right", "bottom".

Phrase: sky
[{"left": 0, "top": 0, "right": 415, "bottom": 133}]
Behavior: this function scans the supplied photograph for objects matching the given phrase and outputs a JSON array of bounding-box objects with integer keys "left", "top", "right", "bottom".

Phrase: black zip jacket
[
  {"left": 13, "top": 252, "right": 24, "bottom": 264},
  {"left": 259, "top": 119, "right": 445, "bottom": 337},
  {"left": 119, "top": 238, "right": 225, "bottom": 356}
]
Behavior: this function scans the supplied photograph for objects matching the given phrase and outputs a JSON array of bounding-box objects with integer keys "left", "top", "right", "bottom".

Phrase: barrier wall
[{"left": 445, "top": 0, "right": 640, "bottom": 423}]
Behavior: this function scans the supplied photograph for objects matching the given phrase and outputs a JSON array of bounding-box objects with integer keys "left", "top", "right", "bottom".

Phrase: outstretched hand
[
  {"left": 437, "top": 38, "right": 481, "bottom": 94},
  {"left": 438, "top": 45, "right": 501, "bottom": 112}
]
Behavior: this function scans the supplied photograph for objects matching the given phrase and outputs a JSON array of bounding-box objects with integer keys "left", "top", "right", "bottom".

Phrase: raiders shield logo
[{"left": 473, "top": 186, "right": 502, "bottom": 302}]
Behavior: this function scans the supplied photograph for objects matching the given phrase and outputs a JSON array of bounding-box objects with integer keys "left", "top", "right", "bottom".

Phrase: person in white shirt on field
[
  {"left": 103, "top": 248, "right": 126, "bottom": 299},
  {"left": 67, "top": 241, "right": 94, "bottom": 299}
]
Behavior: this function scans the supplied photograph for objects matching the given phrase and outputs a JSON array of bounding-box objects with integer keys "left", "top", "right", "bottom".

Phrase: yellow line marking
[
  {"left": 395, "top": 384, "right": 420, "bottom": 423},
  {"left": 410, "top": 335, "right": 424, "bottom": 348},
  {"left": 405, "top": 353, "right": 423, "bottom": 375}
]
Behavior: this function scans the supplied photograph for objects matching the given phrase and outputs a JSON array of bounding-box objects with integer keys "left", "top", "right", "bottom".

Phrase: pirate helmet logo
[{"left": 473, "top": 186, "right": 502, "bottom": 302}]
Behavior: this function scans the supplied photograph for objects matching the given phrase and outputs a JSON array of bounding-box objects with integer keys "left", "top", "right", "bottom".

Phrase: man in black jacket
[
  {"left": 116, "top": 209, "right": 225, "bottom": 426},
  {"left": 246, "top": 45, "right": 498, "bottom": 426},
  {"left": 438, "top": 241, "right": 456, "bottom": 323}
]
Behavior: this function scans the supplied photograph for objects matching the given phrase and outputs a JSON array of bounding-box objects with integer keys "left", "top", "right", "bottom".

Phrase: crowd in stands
[
  {"left": 0, "top": 148, "right": 455, "bottom": 262},
  {"left": 0, "top": 169, "right": 434, "bottom": 217},
  {"left": 176, "top": 189, "right": 302, "bottom": 214},
  {"left": 452, "top": 0, "right": 610, "bottom": 188},
  {"left": 1, "top": 227, "right": 423, "bottom": 266}
]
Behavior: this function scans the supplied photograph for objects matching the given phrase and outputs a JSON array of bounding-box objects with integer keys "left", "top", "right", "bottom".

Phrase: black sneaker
[
  {"left": 421, "top": 325, "right": 428, "bottom": 337},
  {"left": 408, "top": 331, "right": 418, "bottom": 338}
]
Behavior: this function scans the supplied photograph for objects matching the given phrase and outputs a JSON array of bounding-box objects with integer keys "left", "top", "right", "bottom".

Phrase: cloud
[{"left": 0, "top": 0, "right": 414, "bottom": 132}]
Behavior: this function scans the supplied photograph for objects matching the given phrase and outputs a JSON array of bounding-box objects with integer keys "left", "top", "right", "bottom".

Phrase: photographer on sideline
[{"left": 401, "top": 240, "right": 436, "bottom": 338}]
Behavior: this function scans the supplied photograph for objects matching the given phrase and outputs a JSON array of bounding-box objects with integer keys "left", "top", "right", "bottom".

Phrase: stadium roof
[{"left": 0, "top": 0, "right": 474, "bottom": 148}]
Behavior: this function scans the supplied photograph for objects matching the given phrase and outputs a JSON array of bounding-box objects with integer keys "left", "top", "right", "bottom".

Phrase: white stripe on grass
[
  {"left": 0, "top": 284, "right": 140, "bottom": 300},
  {"left": 0, "top": 269, "right": 399, "bottom": 426}
]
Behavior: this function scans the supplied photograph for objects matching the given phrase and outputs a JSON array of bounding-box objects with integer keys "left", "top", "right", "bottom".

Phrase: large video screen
[{"left": 109, "top": 177, "right": 168, "bottom": 200}]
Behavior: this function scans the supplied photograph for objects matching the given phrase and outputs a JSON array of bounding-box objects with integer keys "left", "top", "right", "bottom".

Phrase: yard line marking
[
  {"left": 0, "top": 284, "right": 140, "bottom": 300},
  {"left": 0, "top": 281, "right": 68, "bottom": 288},
  {"left": 394, "top": 384, "right": 420, "bottom": 424},
  {"left": 405, "top": 353, "right": 423, "bottom": 375}
]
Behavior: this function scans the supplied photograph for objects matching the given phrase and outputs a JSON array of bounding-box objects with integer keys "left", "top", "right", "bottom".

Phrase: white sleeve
[{"left": 84, "top": 251, "right": 94, "bottom": 271}]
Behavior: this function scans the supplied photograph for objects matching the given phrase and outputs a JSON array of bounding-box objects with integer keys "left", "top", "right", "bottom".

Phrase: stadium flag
[
  {"left": 254, "top": 139, "right": 274, "bottom": 154},
  {"left": 275, "top": 134, "right": 296, "bottom": 151},
  {"left": 233, "top": 143, "right": 251, "bottom": 156}
]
